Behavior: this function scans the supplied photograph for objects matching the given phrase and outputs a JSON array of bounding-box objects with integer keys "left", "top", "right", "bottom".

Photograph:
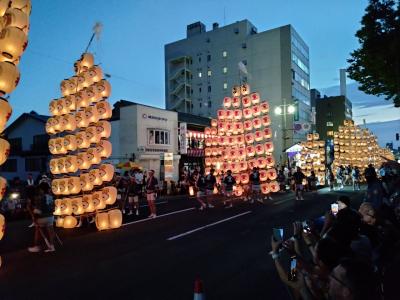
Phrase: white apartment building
[{"left": 165, "top": 20, "right": 312, "bottom": 163}]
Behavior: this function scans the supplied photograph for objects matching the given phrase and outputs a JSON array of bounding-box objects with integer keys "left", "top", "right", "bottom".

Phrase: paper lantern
[
  {"left": 252, "top": 105, "right": 261, "bottom": 117},
  {"left": 232, "top": 173, "right": 240, "bottom": 185},
  {"left": 319, "top": 141, "right": 325, "bottom": 147},
  {"left": 82, "top": 194, "right": 95, "bottom": 213},
  {"left": 205, "top": 138, "right": 212, "bottom": 147},
  {"left": 264, "top": 141, "right": 274, "bottom": 153},
  {"left": 225, "top": 109, "right": 233, "bottom": 120},
  {"left": 250, "top": 92, "right": 260, "bottom": 104},
  {"left": 75, "top": 90, "right": 90, "bottom": 109},
  {"left": 225, "top": 122, "right": 233, "bottom": 133},
  {"left": 64, "top": 155, "right": 78, "bottom": 173},
  {"left": 265, "top": 155, "right": 275, "bottom": 167},
  {"left": 232, "top": 85, "right": 241, "bottom": 97},
  {"left": 261, "top": 183, "right": 270, "bottom": 194},
  {"left": 54, "top": 200, "right": 62, "bottom": 216},
  {"left": 263, "top": 127, "right": 272, "bottom": 139},
  {"left": 0, "top": 1, "right": 10, "bottom": 16},
  {"left": 10, "top": 0, "right": 32, "bottom": 15},
  {"left": 55, "top": 98, "right": 68, "bottom": 115},
  {"left": 95, "top": 79, "right": 111, "bottom": 98},
  {"left": 84, "top": 105, "right": 99, "bottom": 124},
  {"left": 89, "top": 168, "right": 103, "bottom": 186},
  {"left": 253, "top": 118, "right": 261, "bottom": 129},
  {"left": 267, "top": 169, "right": 277, "bottom": 180},
  {"left": 245, "top": 133, "right": 254, "bottom": 144},
  {"left": 234, "top": 185, "right": 243, "bottom": 196},
  {"left": 75, "top": 110, "right": 89, "bottom": 128},
  {"left": 96, "top": 139, "right": 112, "bottom": 158},
  {"left": 257, "top": 157, "right": 266, "bottom": 169},
  {"left": 211, "top": 147, "right": 218, "bottom": 156},
  {"left": 210, "top": 127, "right": 218, "bottom": 135},
  {"left": 99, "top": 164, "right": 115, "bottom": 182},
  {"left": 233, "top": 109, "right": 242, "bottom": 120},
  {"left": 108, "top": 209, "right": 123, "bottom": 229},
  {"left": 77, "top": 152, "right": 91, "bottom": 170},
  {"left": 101, "top": 186, "right": 117, "bottom": 205},
  {"left": 243, "top": 108, "right": 252, "bottom": 119},
  {"left": 0, "top": 98, "right": 12, "bottom": 131},
  {"left": 60, "top": 114, "right": 77, "bottom": 132},
  {"left": 54, "top": 217, "right": 63, "bottom": 227},
  {"left": 241, "top": 83, "right": 250, "bottom": 95},
  {"left": 86, "top": 85, "right": 102, "bottom": 103},
  {"left": 58, "top": 178, "right": 68, "bottom": 195},
  {"left": 63, "top": 216, "right": 78, "bottom": 229},
  {"left": 254, "top": 130, "right": 263, "bottom": 142},
  {"left": 212, "top": 136, "right": 219, "bottom": 146},
  {"left": 239, "top": 162, "right": 248, "bottom": 172},
  {"left": 210, "top": 119, "right": 218, "bottom": 127},
  {"left": 260, "top": 101, "right": 269, "bottom": 113},
  {"left": 223, "top": 97, "right": 232, "bottom": 108},
  {"left": 76, "top": 131, "right": 90, "bottom": 149},
  {"left": 246, "top": 145, "right": 255, "bottom": 157},
  {"left": 306, "top": 134, "right": 313, "bottom": 141},
  {"left": 67, "top": 176, "right": 81, "bottom": 194},
  {"left": 80, "top": 173, "right": 94, "bottom": 192},
  {"left": 0, "top": 138, "right": 10, "bottom": 165},
  {"left": 0, "top": 27, "right": 27, "bottom": 62},
  {"left": 236, "top": 135, "right": 244, "bottom": 145},
  {"left": 205, "top": 157, "right": 212, "bottom": 166},
  {"left": 95, "top": 212, "right": 109, "bottom": 231},
  {"left": 0, "top": 61, "right": 20, "bottom": 95},
  {"left": 85, "top": 126, "right": 101, "bottom": 144},
  {"left": 96, "top": 121, "right": 111, "bottom": 138},
  {"left": 259, "top": 170, "right": 268, "bottom": 182},
  {"left": 52, "top": 116, "right": 64, "bottom": 132},
  {"left": 217, "top": 109, "right": 226, "bottom": 120},
  {"left": 189, "top": 186, "right": 194, "bottom": 196},
  {"left": 51, "top": 179, "right": 59, "bottom": 195},
  {"left": 261, "top": 115, "right": 271, "bottom": 127},
  {"left": 63, "top": 134, "right": 77, "bottom": 151},
  {"left": 232, "top": 96, "right": 241, "bottom": 108},
  {"left": 255, "top": 144, "right": 264, "bottom": 155},
  {"left": 92, "top": 191, "right": 106, "bottom": 210},
  {"left": 241, "top": 96, "right": 250, "bottom": 108},
  {"left": 86, "top": 65, "right": 103, "bottom": 83},
  {"left": 60, "top": 198, "right": 72, "bottom": 215},
  {"left": 64, "top": 95, "right": 77, "bottom": 112},
  {"left": 313, "top": 133, "right": 319, "bottom": 140},
  {"left": 269, "top": 181, "right": 280, "bottom": 193},
  {"left": 0, "top": 176, "right": 7, "bottom": 200},
  {"left": 240, "top": 173, "right": 249, "bottom": 184},
  {"left": 49, "top": 158, "right": 59, "bottom": 175},
  {"left": 71, "top": 197, "right": 84, "bottom": 215},
  {"left": 243, "top": 120, "right": 253, "bottom": 131},
  {"left": 75, "top": 53, "right": 94, "bottom": 73},
  {"left": 249, "top": 159, "right": 258, "bottom": 169}
]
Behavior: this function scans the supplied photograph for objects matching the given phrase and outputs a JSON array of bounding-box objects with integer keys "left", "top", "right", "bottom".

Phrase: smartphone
[
  {"left": 331, "top": 203, "right": 339, "bottom": 216},
  {"left": 272, "top": 228, "right": 283, "bottom": 241},
  {"left": 302, "top": 221, "right": 311, "bottom": 233},
  {"left": 288, "top": 257, "right": 297, "bottom": 281}
]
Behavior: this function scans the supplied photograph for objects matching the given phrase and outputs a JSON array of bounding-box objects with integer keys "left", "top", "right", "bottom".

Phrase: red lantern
[
  {"left": 248, "top": 159, "right": 257, "bottom": 169},
  {"left": 205, "top": 138, "right": 212, "bottom": 147},
  {"left": 269, "top": 181, "right": 280, "bottom": 193},
  {"left": 241, "top": 83, "right": 250, "bottom": 95},
  {"left": 250, "top": 92, "right": 260, "bottom": 104},
  {"left": 244, "top": 120, "right": 253, "bottom": 131},
  {"left": 259, "top": 170, "right": 268, "bottom": 181},
  {"left": 211, "top": 119, "right": 218, "bottom": 127},
  {"left": 225, "top": 109, "right": 233, "bottom": 120},
  {"left": 261, "top": 183, "right": 270, "bottom": 194},
  {"left": 205, "top": 148, "right": 212, "bottom": 156},
  {"left": 211, "top": 127, "right": 218, "bottom": 135},
  {"left": 218, "top": 136, "right": 224, "bottom": 145},
  {"left": 265, "top": 155, "right": 275, "bottom": 167},
  {"left": 233, "top": 174, "right": 241, "bottom": 184},
  {"left": 229, "top": 149, "right": 236, "bottom": 158},
  {"left": 234, "top": 122, "right": 243, "bottom": 134},
  {"left": 264, "top": 141, "right": 274, "bottom": 153},
  {"left": 217, "top": 121, "right": 225, "bottom": 133},
  {"left": 243, "top": 108, "right": 252, "bottom": 119},
  {"left": 205, "top": 157, "right": 212, "bottom": 166},
  {"left": 252, "top": 105, "right": 261, "bottom": 116},
  {"left": 260, "top": 101, "right": 270, "bottom": 113},
  {"left": 246, "top": 145, "right": 255, "bottom": 157},
  {"left": 263, "top": 127, "right": 272, "bottom": 139},
  {"left": 223, "top": 97, "right": 232, "bottom": 108},
  {"left": 254, "top": 130, "right": 263, "bottom": 142},
  {"left": 222, "top": 162, "right": 229, "bottom": 170},
  {"left": 245, "top": 133, "right": 254, "bottom": 144},
  {"left": 217, "top": 109, "right": 226, "bottom": 120},
  {"left": 262, "top": 115, "right": 271, "bottom": 127},
  {"left": 257, "top": 157, "right": 266, "bottom": 168},
  {"left": 233, "top": 109, "right": 242, "bottom": 120},
  {"left": 234, "top": 185, "right": 244, "bottom": 196},
  {"left": 255, "top": 144, "right": 264, "bottom": 155},
  {"left": 212, "top": 137, "right": 218, "bottom": 146},
  {"left": 225, "top": 121, "right": 233, "bottom": 133},
  {"left": 236, "top": 135, "right": 244, "bottom": 145},
  {"left": 211, "top": 147, "right": 218, "bottom": 156},
  {"left": 238, "top": 147, "right": 246, "bottom": 158},
  {"left": 232, "top": 96, "right": 241, "bottom": 108},
  {"left": 242, "top": 95, "right": 251, "bottom": 107},
  {"left": 239, "top": 161, "right": 248, "bottom": 172},
  {"left": 204, "top": 127, "right": 211, "bottom": 135},
  {"left": 240, "top": 173, "right": 249, "bottom": 184},
  {"left": 252, "top": 117, "right": 261, "bottom": 129},
  {"left": 267, "top": 169, "right": 277, "bottom": 180}
]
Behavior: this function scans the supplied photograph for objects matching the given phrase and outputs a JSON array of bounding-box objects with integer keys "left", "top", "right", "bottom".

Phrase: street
[{"left": 0, "top": 187, "right": 365, "bottom": 300}]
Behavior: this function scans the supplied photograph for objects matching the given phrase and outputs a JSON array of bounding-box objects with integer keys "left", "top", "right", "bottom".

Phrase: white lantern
[
  {"left": 60, "top": 198, "right": 73, "bottom": 215},
  {"left": 60, "top": 114, "right": 77, "bottom": 132},
  {"left": 64, "top": 155, "right": 78, "bottom": 173},
  {"left": 84, "top": 105, "right": 99, "bottom": 124},
  {"left": 71, "top": 197, "right": 84, "bottom": 215},
  {"left": 0, "top": 98, "right": 12, "bottom": 132},
  {"left": 108, "top": 209, "right": 123, "bottom": 229},
  {"left": 89, "top": 168, "right": 103, "bottom": 186},
  {"left": 96, "top": 139, "right": 112, "bottom": 158},
  {"left": 0, "top": 27, "right": 27, "bottom": 63},
  {"left": 76, "top": 131, "right": 90, "bottom": 149},
  {"left": 95, "top": 121, "right": 111, "bottom": 138},
  {"left": 92, "top": 191, "right": 106, "bottom": 210},
  {"left": 75, "top": 90, "right": 90, "bottom": 110},
  {"left": 95, "top": 79, "right": 111, "bottom": 98},
  {"left": 0, "top": 1, "right": 11, "bottom": 16},
  {"left": 0, "top": 138, "right": 10, "bottom": 165},
  {"left": 85, "top": 126, "right": 101, "bottom": 144},
  {"left": 63, "top": 134, "right": 77, "bottom": 151},
  {"left": 63, "top": 216, "right": 78, "bottom": 229},
  {"left": 67, "top": 176, "right": 81, "bottom": 194},
  {"left": 64, "top": 95, "right": 77, "bottom": 112},
  {"left": 86, "top": 147, "right": 101, "bottom": 165},
  {"left": 0, "top": 61, "right": 20, "bottom": 95},
  {"left": 10, "top": 0, "right": 32, "bottom": 15},
  {"left": 99, "top": 164, "right": 114, "bottom": 182},
  {"left": 49, "top": 158, "right": 59, "bottom": 175},
  {"left": 95, "top": 212, "right": 109, "bottom": 231},
  {"left": 82, "top": 194, "right": 95, "bottom": 213},
  {"left": 75, "top": 53, "right": 94, "bottom": 73},
  {"left": 96, "top": 101, "right": 112, "bottom": 119},
  {"left": 86, "top": 65, "right": 103, "bottom": 83},
  {"left": 80, "top": 173, "right": 94, "bottom": 192},
  {"left": 0, "top": 176, "right": 7, "bottom": 200},
  {"left": 77, "top": 152, "right": 91, "bottom": 170},
  {"left": 101, "top": 186, "right": 117, "bottom": 205}
]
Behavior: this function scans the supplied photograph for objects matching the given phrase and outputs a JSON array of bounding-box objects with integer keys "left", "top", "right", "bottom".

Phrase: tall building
[{"left": 165, "top": 20, "right": 312, "bottom": 162}]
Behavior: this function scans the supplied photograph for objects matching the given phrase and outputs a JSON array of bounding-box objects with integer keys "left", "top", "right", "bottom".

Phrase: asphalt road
[{"left": 0, "top": 187, "right": 365, "bottom": 300}]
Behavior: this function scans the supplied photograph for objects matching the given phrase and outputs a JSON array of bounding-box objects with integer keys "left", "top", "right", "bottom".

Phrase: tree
[{"left": 347, "top": 0, "right": 400, "bottom": 107}]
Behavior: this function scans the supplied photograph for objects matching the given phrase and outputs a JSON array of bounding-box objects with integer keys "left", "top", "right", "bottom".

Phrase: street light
[
  {"left": 287, "top": 105, "right": 295, "bottom": 114},
  {"left": 274, "top": 106, "right": 283, "bottom": 115}
]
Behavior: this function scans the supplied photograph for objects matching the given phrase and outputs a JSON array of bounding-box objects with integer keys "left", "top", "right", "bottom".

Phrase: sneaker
[
  {"left": 135, "top": 209, "right": 139, "bottom": 216},
  {"left": 89, "top": 217, "right": 95, "bottom": 224},
  {"left": 122, "top": 209, "right": 126, "bottom": 214},
  {"left": 300, "top": 197, "right": 304, "bottom": 200},
  {"left": 28, "top": 246, "right": 41, "bottom": 253},
  {"left": 225, "top": 204, "right": 233, "bottom": 208},
  {"left": 127, "top": 211, "right": 133, "bottom": 216},
  {"left": 76, "top": 220, "right": 82, "bottom": 228},
  {"left": 208, "top": 204, "right": 214, "bottom": 208},
  {"left": 199, "top": 206, "right": 205, "bottom": 211},
  {"left": 45, "top": 245, "right": 56, "bottom": 253},
  {"left": 28, "top": 223, "right": 35, "bottom": 228},
  {"left": 295, "top": 197, "right": 299, "bottom": 201}
]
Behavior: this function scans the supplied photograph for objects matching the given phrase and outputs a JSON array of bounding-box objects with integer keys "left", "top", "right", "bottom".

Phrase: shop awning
[{"left": 284, "top": 143, "right": 304, "bottom": 153}]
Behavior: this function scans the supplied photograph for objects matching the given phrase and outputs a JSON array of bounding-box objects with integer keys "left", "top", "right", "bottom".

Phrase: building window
[
  {"left": 207, "top": 70, "right": 212, "bottom": 77},
  {"left": 223, "top": 67, "right": 228, "bottom": 74},
  {"left": 199, "top": 87, "right": 202, "bottom": 93},
  {"left": 199, "top": 102, "right": 202, "bottom": 108},
  {"left": 8, "top": 138, "right": 22, "bottom": 154},
  {"left": 33, "top": 134, "right": 49, "bottom": 151},
  {"left": 25, "top": 157, "right": 47, "bottom": 172},
  {"left": 222, "top": 51, "right": 227, "bottom": 57},
  {"left": 198, "top": 57, "right": 201, "bottom": 63},
  {"left": 207, "top": 54, "right": 211, "bottom": 61},
  {"left": 326, "top": 122, "right": 334, "bottom": 127},
  {"left": 207, "top": 85, "right": 211, "bottom": 92},
  {"left": 223, "top": 83, "right": 228, "bottom": 90},
  {"left": 148, "top": 129, "right": 170, "bottom": 145},
  {"left": 198, "top": 72, "right": 202, "bottom": 78},
  {"left": 0, "top": 159, "right": 17, "bottom": 172},
  {"left": 208, "top": 100, "right": 212, "bottom": 108}
]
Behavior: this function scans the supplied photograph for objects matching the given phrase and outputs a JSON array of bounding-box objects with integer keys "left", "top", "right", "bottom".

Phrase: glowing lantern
[
  {"left": 67, "top": 177, "right": 81, "bottom": 194},
  {"left": 60, "top": 80, "right": 71, "bottom": 96},
  {"left": 64, "top": 155, "right": 78, "bottom": 173},
  {"left": 75, "top": 110, "right": 89, "bottom": 128},
  {"left": 236, "top": 135, "right": 244, "bottom": 145},
  {"left": 265, "top": 156, "right": 275, "bottom": 167},
  {"left": 225, "top": 122, "right": 233, "bottom": 133},
  {"left": 93, "top": 101, "right": 112, "bottom": 121},
  {"left": 0, "top": 1, "right": 10, "bottom": 16},
  {"left": 232, "top": 96, "right": 241, "bottom": 108},
  {"left": 243, "top": 120, "right": 253, "bottom": 131},
  {"left": 63, "top": 134, "right": 77, "bottom": 151},
  {"left": 261, "top": 115, "right": 271, "bottom": 127},
  {"left": 75, "top": 90, "right": 90, "bottom": 110},
  {"left": 58, "top": 178, "right": 68, "bottom": 195},
  {"left": 54, "top": 200, "right": 62, "bottom": 216},
  {"left": 223, "top": 97, "right": 232, "bottom": 108},
  {"left": 264, "top": 141, "right": 274, "bottom": 153},
  {"left": 210, "top": 127, "right": 218, "bottom": 135},
  {"left": 189, "top": 186, "right": 194, "bottom": 196},
  {"left": 210, "top": 119, "right": 218, "bottom": 127},
  {"left": 64, "top": 95, "right": 77, "bottom": 112},
  {"left": 205, "top": 157, "right": 212, "bottom": 167},
  {"left": 233, "top": 109, "right": 242, "bottom": 120},
  {"left": 86, "top": 85, "right": 102, "bottom": 103},
  {"left": 0, "top": 176, "right": 7, "bottom": 200},
  {"left": 63, "top": 216, "right": 78, "bottom": 229},
  {"left": 95, "top": 79, "right": 111, "bottom": 98},
  {"left": 261, "top": 183, "right": 270, "bottom": 194},
  {"left": 84, "top": 106, "right": 99, "bottom": 124},
  {"left": 80, "top": 173, "right": 94, "bottom": 192},
  {"left": 245, "top": 133, "right": 254, "bottom": 144},
  {"left": 269, "top": 181, "right": 280, "bottom": 193},
  {"left": 0, "top": 61, "right": 20, "bottom": 94},
  {"left": 96, "top": 139, "right": 112, "bottom": 158},
  {"left": 82, "top": 194, "right": 95, "bottom": 213},
  {"left": 45, "top": 117, "right": 56, "bottom": 134},
  {"left": 71, "top": 197, "right": 84, "bottom": 215},
  {"left": 212, "top": 136, "right": 218, "bottom": 146},
  {"left": 211, "top": 147, "right": 218, "bottom": 156},
  {"left": 241, "top": 83, "right": 250, "bottom": 95},
  {"left": 96, "top": 121, "right": 111, "bottom": 138},
  {"left": 246, "top": 145, "right": 255, "bottom": 157},
  {"left": 234, "top": 185, "right": 243, "bottom": 196},
  {"left": 49, "top": 159, "right": 59, "bottom": 175},
  {"left": 255, "top": 144, "right": 264, "bottom": 155},
  {"left": 55, "top": 98, "right": 68, "bottom": 115},
  {"left": 0, "top": 27, "right": 27, "bottom": 62},
  {"left": 213, "top": 186, "right": 218, "bottom": 194},
  {"left": 240, "top": 173, "right": 249, "bottom": 184},
  {"left": 205, "top": 138, "right": 212, "bottom": 147},
  {"left": 85, "top": 126, "right": 101, "bottom": 144},
  {"left": 232, "top": 85, "right": 241, "bottom": 97},
  {"left": 92, "top": 191, "right": 106, "bottom": 209},
  {"left": 86, "top": 65, "right": 103, "bottom": 83},
  {"left": 239, "top": 161, "right": 248, "bottom": 172},
  {"left": 257, "top": 157, "right": 266, "bottom": 169},
  {"left": 95, "top": 212, "right": 109, "bottom": 231},
  {"left": 259, "top": 170, "right": 267, "bottom": 182},
  {"left": 76, "top": 131, "right": 90, "bottom": 149},
  {"left": 101, "top": 186, "right": 117, "bottom": 205},
  {"left": 75, "top": 53, "right": 94, "bottom": 73},
  {"left": 232, "top": 173, "right": 241, "bottom": 185},
  {"left": 248, "top": 159, "right": 257, "bottom": 169},
  {"left": 313, "top": 133, "right": 319, "bottom": 140},
  {"left": 99, "top": 164, "right": 114, "bottom": 182},
  {"left": 51, "top": 180, "right": 59, "bottom": 195},
  {"left": 319, "top": 140, "right": 325, "bottom": 147},
  {"left": 61, "top": 114, "right": 76, "bottom": 132},
  {"left": 225, "top": 109, "right": 233, "bottom": 120},
  {"left": 77, "top": 152, "right": 91, "bottom": 170},
  {"left": 49, "top": 99, "right": 59, "bottom": 116},
  {"left": 252, "top": 105, "right": 261, "bottom": 117},
  {"left": 0, "top": 138, "right": 10, "bottom": 165},
  {"left": 55, "top": 217, "right": 64, "bottom": 227},
  {"left": 241, "top": 96, "right": 251, "bottom": 108},
  {"left": 0, "top": 98, "right": 12, "bottom": 130},
  {"left": 48, "top": 137, "right": 58, "bottom": 154},
  {"left": 260, "top": 101, "right": 269, "bottom": 113},
  {"left": 254, "top": 130, "right": 263, "bottom": 142},
  {"left": 307, "top": 134, "right": 313, "bottom": 141},
  {"left": 108, "top": 209, "right": 123, "bottom": 229},
  {"left": 253, "top": 118, "right": 261, "bottom": 129},
  {"left": 267, "top": 169, "right": 277, "bottom": 180},
  {"left": 217, "top": 109, "right": 226, "bottom": 120},
  {"left": 263, "top": 127, "right": 272, "bottom": 139},
  {"left": 10, "top": 0, "right": 32, "bottom": 15},
  {"left": 250, "top": 92, "right": 260, "bottom": 104},
  {"left": 243, "top": 108, "right": 252, "bottom": 119},
  {"left": 60, "top": 198, "right": 72, "bottom": 215}
]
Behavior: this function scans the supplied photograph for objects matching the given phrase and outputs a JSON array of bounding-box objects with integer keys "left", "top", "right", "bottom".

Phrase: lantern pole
[{"left": 84, "top": 22, "right": 103, "bottom": 53}]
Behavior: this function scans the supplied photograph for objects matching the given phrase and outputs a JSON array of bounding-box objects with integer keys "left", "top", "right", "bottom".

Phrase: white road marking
[
  {"left": 140, "top": 201, "right": 168, "bottom": 208},
  {"left": 167, "top": 211, "right": 252, "bottom": 241},
  {"left": 121, "top": 207, "right": 196, "bottom": 227}
]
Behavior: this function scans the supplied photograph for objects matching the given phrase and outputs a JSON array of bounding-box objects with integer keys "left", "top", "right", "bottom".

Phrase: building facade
[
  {"left": 1, "top": 111, "right": 50, "bottom": 181},
  {"left": 165, "top": 20, "right": 312, "bottom": 163},
  {"left": 315, "top": 95, "right": 353, "bottom": 141}
]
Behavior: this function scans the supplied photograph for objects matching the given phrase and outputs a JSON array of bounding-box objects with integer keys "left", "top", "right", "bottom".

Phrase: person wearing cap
[{"left": 145, "top": 170, "right": 158, "bottom": 218}]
